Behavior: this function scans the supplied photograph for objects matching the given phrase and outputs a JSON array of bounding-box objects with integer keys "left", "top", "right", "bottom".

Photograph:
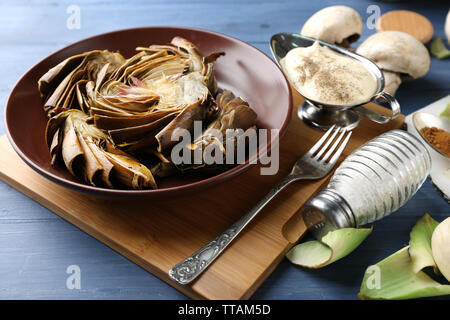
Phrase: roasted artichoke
[{"left": 38, "top": 37, "right": 257, "bottom": 189}]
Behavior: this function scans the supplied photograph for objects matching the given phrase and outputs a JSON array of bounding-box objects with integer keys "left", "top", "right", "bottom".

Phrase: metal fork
[{"left": 169, "top": 125, "right": 352, "bottom": 285}]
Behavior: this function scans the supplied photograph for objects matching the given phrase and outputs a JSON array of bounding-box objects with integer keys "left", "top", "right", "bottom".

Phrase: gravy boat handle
[{"left": 354, "top": 92, "right": 401, "bottom": 124}]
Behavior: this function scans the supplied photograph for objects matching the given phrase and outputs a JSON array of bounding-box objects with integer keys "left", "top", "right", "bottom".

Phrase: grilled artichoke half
[
  {"left": 178, "top": 90, "right": 258, "bottom": 172},
  {"left": 38, "top": 37, "right": 255, "bottom": 190},
  {"left": 46, "top": 110, "right": 156, "bottom": 189}
]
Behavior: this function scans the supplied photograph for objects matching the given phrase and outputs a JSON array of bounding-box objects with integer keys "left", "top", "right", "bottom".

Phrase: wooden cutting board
[{"left": 0, "top": 91, "right": 404, "bottom": 300}]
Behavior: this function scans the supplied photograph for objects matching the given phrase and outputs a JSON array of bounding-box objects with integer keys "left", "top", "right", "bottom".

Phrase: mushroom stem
[{"left": 382, "top": 70, "right": 402, "bottom": 96}]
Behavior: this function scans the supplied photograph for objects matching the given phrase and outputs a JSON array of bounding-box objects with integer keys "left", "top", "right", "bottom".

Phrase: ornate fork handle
[{"left": 169, "top": 175, "right": 295, "bottom": 285}]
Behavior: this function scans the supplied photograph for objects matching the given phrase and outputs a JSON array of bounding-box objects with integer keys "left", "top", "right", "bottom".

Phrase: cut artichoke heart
[{"left": 142, "top": 71, "right": 208, "bottom": 108}]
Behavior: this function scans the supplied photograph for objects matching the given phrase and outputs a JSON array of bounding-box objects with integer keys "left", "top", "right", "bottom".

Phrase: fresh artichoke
[{"left": 38, "top": 37, "right": 257, "bottom": 189}]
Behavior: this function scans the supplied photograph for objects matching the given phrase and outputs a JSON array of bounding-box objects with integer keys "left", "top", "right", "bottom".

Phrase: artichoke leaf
[
  {"left": 43, "top": 67, "right": 80, "bottom": 116},
  {"left": 440, "top": 102, "right": 450, "bottom": 120},
  {"left": 49, "top": 128, "right": 61, "bottom": 166},
  {"left": 140, "top": 61, "right": 188, "bottom": 82},
  {"left": 216, "top": 90, "right": 236, "bottom": 108},
  {"left": 137, "top": 45, "right": 186, "bottom": 57},
  {"left": 108, "top": 51, "right": 147, "bottom": 82},
  {"left": 358, "top": 247, "right": 450, "bottom": 300},
  {"left": 86, "top": 141, "right": 114, "bottom": 188},
  {"left": 119, "top": 134, "right": 158, "bottom": 152},
  {"left": 61, "top": 115, "right": 84, "bottom": 176},
  {"left": 113, "top": 51, "right": 171, "bottom": 84},
  {"left": 410, "top": 213, "right": 440, "bottom": 274},
  {"left": 93, "top": 108, "right": 181, "bottom": 130},
  {"left": 94, "top": 62, "right": 111, "bottom": 92},
  {"left": 41, "top": 50, "right": 125, "bottom": 116},
  {"left": 123, "top": 55, "right": 178, "bottom": 82},
  {"left": 75, "top": 80, "right": 90, "bottom": 113},
  {"left": 286, "top": 227, "right": 372, "bottom": 268},
  {"left": 171, "top": 37, "right": 205, "bottom": 74},
  {"left": 38, "top": 51, "right": 91, "bottom": 99},
  {"left": 103, "top": 152, "right": 157, "bottom": 189},
  {"left": 76, "top": 132, "right": 104, "bottom": 185},
  {"left": 150, "top": 150, "right": 179, "bottom": 179},
  {"left": 108, "top": 112, "right": 177, "bottom": 144},
  {"left": 155, "top": 98, "right": 215, "bottom": 153},
  {"left": 430, "top": 37, "right": 450, "bottom": 59},
  {"left": 89, "top": 107, "right": 136, "bottom": 117},
  {"left": 177, "top": 93, "right": 258, "bottom": 171},
  {"left": 204, "top": 63, "right": 219, "bottom": 95},
  {"left": 151, "top": 161, "right": 179, "bottom": 179},
  {"left": 59, "top": 74, "right": 85, "bottom": 111},
  {"left": 204, "top": 52, "right": 225, "bottom": 64},
  {"left": 359, "top": 214, "right": 450, "bottom": 300},
  {"left": 45, "top": 111, "right": 69, "bottom": 148}
]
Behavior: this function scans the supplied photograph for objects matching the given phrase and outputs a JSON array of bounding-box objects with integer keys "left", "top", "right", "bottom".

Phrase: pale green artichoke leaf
[
  {"left": 410, "top": 213, "right": 440, "bottom": 273},
  {"left": 440, "top": 102, "right": 450, "bottom": 120},
  {"left": 359, "top": 247, "right": 450, "bottom": 300},
  {"left": 430, "top": 37, "right": 450, "bottom": 59},
  {"left": 286, "top": 227, "right": 372, "bottom": 268}
]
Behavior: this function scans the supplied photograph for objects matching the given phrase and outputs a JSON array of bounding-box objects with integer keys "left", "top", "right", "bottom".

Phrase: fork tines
[{"left": 308, "top": 125, "right": 352, "bottom": 164}]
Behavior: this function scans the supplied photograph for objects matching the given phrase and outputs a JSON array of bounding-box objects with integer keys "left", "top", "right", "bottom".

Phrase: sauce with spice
[{"left": 281, "top": 42, "right": 377, "bottom": 106}]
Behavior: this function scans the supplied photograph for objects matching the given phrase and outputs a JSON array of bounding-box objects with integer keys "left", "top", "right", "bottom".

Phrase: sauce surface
[{"left": 281, "top": 42, "right": 377, "bottom": 106}]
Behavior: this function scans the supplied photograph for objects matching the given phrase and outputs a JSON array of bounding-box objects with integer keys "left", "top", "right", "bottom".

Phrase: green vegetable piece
[
  {"left": 359, "top": 214, "right": 450, "bottom": 300},
  {"left": 430, "top": 37, "right": 450, "bottom": 59},
  {"left": 359, "top": 247, "right": 450, "bottom": 300},
  {"left": 286, "top": 227, "right": 372, "bottom": 268},
  {"left": 410, "top": 213, "right": 439, "bottom": 273},
  {"left": 440, "top": 102, "right": 450, "bottom": 120}
]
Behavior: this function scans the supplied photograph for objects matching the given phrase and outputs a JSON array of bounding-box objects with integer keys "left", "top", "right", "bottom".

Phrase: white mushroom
[
  {"left": 356, "top": 31, "right": 430, "bottom": 96},
  {"left": 301, "top": 6, "right": 363, "bottom": 47},
  {"left": 446, "top": 9, "right": 450, "bottom": 45}
]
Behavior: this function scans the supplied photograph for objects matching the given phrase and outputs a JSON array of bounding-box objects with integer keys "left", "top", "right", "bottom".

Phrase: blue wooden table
[{"left": 0, "top": 0, "right": 449, "bottom": 300}]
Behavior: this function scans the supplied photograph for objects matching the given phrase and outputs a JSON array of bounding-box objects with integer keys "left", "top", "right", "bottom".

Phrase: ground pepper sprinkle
[{"left": 420, "top": 126, "right": 450, "bottom": 157}]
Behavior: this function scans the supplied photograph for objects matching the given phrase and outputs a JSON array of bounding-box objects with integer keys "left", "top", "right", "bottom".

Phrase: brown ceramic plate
[{"left": 5, "top": 26, "right": 292, "bottom": 197}]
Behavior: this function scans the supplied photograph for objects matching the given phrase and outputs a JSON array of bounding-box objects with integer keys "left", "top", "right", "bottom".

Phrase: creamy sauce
[{"left": 281, "top": 42, "right": 377, "bottom": 106}]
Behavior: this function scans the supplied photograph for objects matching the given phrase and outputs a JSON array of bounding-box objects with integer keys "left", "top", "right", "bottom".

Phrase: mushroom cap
[
  {"left": 446, "top": 9, "right": 450, "bottom": 45},
  {"left": 301, "top": 6, "right": 363, "bottom": 45},
  {"left": 356, "top": 31, "right": 430, "bottom": 79}
]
